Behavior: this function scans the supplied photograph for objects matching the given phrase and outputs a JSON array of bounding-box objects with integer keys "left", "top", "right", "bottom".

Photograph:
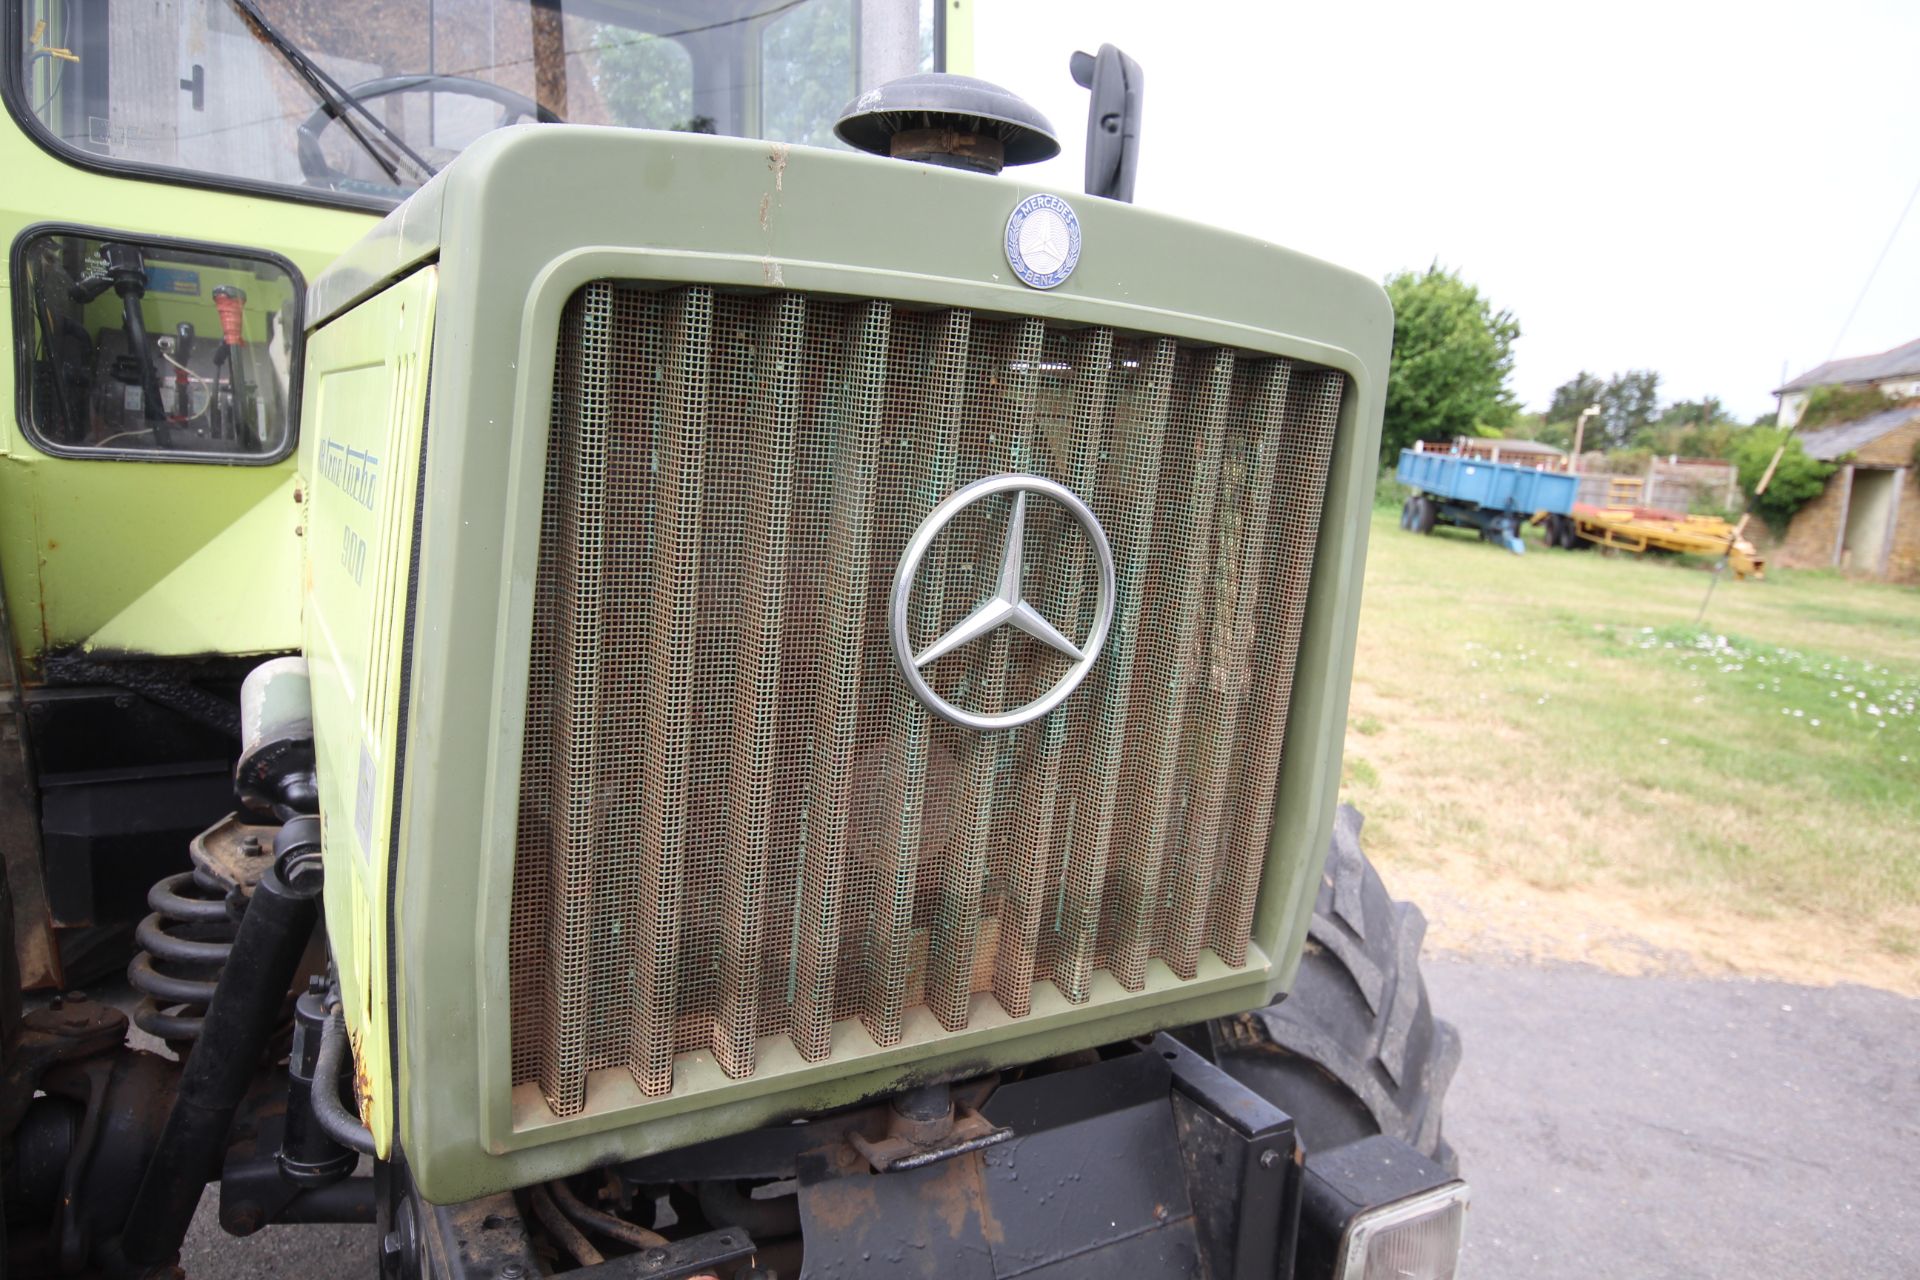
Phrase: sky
[{"left": 970, "top": 0, "right": 1920, "bottom": 422}]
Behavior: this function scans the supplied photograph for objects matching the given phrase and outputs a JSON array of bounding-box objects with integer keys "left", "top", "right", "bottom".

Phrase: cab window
[{"left": 16, "top": 228, "right": 300, "bottom": 462}]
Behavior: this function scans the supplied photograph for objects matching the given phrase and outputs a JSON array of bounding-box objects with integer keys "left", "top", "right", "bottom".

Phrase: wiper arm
[{"left": 226, "top": 0, "right": 439, "bottom": 186}]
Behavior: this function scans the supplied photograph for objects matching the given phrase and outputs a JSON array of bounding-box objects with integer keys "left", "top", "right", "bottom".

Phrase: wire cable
[
  {"left": 1824, "top": 165, "right": 1920, "bottom": 363},
  {"left": 435, "top": 0, "right": 814, "bottom": 82},
  {"left": 1704, "top": 166, "right": 1920, "bottom": 624}
]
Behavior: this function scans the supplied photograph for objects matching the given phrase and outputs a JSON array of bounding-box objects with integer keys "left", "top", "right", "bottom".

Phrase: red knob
[{"left": 212, "top": 285, "right": 247, "bottom": 346}]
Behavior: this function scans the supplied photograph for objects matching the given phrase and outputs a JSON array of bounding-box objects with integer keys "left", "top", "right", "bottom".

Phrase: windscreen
[{"left": 16, "top": 0, "right": 938, "bottom": 207}]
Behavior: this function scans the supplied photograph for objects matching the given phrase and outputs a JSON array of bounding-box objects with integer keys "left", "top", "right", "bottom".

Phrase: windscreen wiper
[{"left": 226, "top": 0, "right": 439, "bottom": 186}]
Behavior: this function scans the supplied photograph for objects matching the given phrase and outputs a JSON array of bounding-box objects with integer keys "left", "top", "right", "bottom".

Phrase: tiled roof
[
  {"left": 1776, "top": 336, "right": 1920, "bottom": 394},
  {"left": 1795, "top": 404, "right": 1920, "bottom": 461}
]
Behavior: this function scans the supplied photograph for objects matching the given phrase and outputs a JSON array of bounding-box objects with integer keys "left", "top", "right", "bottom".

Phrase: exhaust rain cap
[{"left": 834, "top": 73, "right": 1059, "bottom": 175}]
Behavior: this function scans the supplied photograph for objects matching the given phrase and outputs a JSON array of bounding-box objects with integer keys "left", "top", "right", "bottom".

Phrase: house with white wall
[{"left": 1774, "top": 336, "right": 1920, "bottom": 428}]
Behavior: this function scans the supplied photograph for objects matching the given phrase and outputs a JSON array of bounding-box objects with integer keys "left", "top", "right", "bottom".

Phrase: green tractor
[{"left": 1, "top": 2, "right": 1463, "bottom": 1276}]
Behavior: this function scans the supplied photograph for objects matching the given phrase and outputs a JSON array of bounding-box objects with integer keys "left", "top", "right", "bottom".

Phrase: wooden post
[
  {"left": 531, "top": 0, "right": 567, "bottom": 114},
  {"left": 1754, "top": 443, "right": 1787, "bottom": 497}
]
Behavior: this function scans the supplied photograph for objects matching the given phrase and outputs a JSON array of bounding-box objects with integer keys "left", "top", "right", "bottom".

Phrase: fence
[{"left": 1572, "top": 458, "right": 1738, "bottom": 513}]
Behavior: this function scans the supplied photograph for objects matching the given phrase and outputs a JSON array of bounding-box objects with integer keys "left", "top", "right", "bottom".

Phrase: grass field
[{"left": 1342, "top": 507, "right": 1920, "bottom": 994}]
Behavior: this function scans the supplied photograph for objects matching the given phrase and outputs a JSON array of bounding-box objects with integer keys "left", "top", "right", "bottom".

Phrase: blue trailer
[{"left": 1395, "top": 447, "right": 1579, "bottom": 553}]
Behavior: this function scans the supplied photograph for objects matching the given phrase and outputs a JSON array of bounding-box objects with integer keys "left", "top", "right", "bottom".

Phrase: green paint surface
[
  {"left": 1, "top": 107, "right": 375, "bottom": 663},
  {"left": 305, "top": 126, "right": 1388, "bottom": 1202},
  {"left": 301, "top": 265, "right": 440, "bottom": 1157}
]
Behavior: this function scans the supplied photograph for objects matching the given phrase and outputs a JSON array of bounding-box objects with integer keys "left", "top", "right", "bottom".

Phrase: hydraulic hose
[
  {"left": 531, "top": 1185, "right": 603, "bottom": 1268},
  {"left": 118, "top": 826, "right": 323, "bottom": 1265},
  {"left": 547, "top": 1177, "right": 669, "bottom": 1249},
  {"left": 312, "top": 1006, "right": 377, "bottom": 1157},
  {"left": 696, "top": 1177, "right": 802, "bottom": 1240}
]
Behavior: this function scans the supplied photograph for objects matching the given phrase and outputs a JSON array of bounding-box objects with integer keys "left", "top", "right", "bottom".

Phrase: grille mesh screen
[{"left": 509, "top": 283, "right": 1344, "bottom": 1113}]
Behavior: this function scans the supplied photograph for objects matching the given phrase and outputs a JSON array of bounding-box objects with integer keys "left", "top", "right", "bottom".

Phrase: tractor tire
[
  {"left": 1399, "top": 496, "right": 1415, "bottom": 531},
  {"left": 1414, "top": 496, "right": 1438, "bottom": 536},
  {"left": 1212, "top": 805, "right": 1460, "bottom": 1170}
]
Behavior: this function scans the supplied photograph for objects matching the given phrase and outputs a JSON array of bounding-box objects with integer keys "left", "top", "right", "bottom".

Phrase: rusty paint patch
[
  {"left": 767, "top": 142, "right": 789, "bottom": 191},
  {"left": 347, "top": 1018, "right": 377, "bottom": 1131},
  {"left": 1, "top": 674, "right": 63, "bottom": 987},
  {"left": 928, "top": 1154, "right": 1003, "bottom": 1245},
  {"left": 803, "top": 1170, "right": 878, "bottom": 1233}
]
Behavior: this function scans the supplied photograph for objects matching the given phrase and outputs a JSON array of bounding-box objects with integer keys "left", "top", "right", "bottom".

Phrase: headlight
[
  {"left": 1297, "top": 1134, "right": 1470, "bottom": 1280},
  {"left": 1336, "top": 1181, "right": 1470, "bottom": 1280}
]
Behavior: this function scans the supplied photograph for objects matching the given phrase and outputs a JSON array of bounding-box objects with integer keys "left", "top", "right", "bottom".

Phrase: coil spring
[{"left": 127, "top": 868, "right": 241, "bottom": 1042}]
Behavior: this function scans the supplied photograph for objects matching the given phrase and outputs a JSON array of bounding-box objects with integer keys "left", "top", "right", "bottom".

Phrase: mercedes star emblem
[
  {"left": 890, "top": 473, "right": 1116, "bottom": 731},
  {"left": 1005, "top": 193, "right": 1082, "bottom": 290}
]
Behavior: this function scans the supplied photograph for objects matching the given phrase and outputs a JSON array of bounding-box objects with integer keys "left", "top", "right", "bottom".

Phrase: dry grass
[{"left": 1343, "top": 509, "right": 1920, "bottom": 994}]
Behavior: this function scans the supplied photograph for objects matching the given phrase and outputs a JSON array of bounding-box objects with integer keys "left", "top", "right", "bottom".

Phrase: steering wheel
[{"left": 297, "top": 74, "right": 564, "bottom": 189}]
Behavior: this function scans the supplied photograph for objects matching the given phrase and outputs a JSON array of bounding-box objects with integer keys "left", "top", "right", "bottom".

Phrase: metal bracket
[
  {"left": 848, "top": 1101, "right": 1012, "bottom": 1173},
  {"left": 0, "top": 994, "right": 128, "bottom": 1137},
  {"left": 803, "top": 1078, "right": 1011, "bottom": 1174}
]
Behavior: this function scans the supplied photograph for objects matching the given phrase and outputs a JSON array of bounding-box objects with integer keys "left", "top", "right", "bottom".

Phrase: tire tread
[{"left": 1220, "top": 805, "right": 1460, "bottom": 1169}]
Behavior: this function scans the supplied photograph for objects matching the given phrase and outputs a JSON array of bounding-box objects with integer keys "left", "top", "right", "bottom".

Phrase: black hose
[
  {"left": 696, "top": 1178, "right": 801, "bottom": 1240},
  {"left": 39, "top": 650, "right": 242, "bottom": 738},
  {"left": 280, "top": 990, "right": 358, "bottom": 1186},
  {"left": 531, "top": 1185, "right": 604, "bottom": 1268},
  {"left": 118, "top": 840, "right": 323, "bottom": 1264},
  {"left": 548, "top": 1177, "right": 668, "bottom": 1249},
  {"left": 312, "top": 1007, "right": 377, "bottom": 1158}
]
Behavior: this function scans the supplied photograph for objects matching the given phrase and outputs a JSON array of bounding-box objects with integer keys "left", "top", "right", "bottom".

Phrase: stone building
[{"left": 1774, "top": 406, "right": 1920, "bottom": 583}]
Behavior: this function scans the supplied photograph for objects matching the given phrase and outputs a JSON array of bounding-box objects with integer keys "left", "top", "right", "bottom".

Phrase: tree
[
  {"left": 1654, "top": 396, "right": 1726, "bottom": 430},
  {"left": 589, "top": 25, "right": 708, "bottom": 132},
  {"left": 1731, "top": 427, "right": 1835, "bottom": 532},
  {"left": 1647, "top": 397, "right": 1741, "bottom": 459},
  {"left": 1381, "top": 266, "right": 1520, "bottom": 456},
  {"left": 1599, "top": 369, "right": 1660, "bottom": 449},
  {"left": 1530, "top": 417, "right": 1573, "bottom": 450},
  {"left": 760, "top": 0, "right": 856, "bottom": 148},
  {"left": 1546, "top": 372, "right": 1606, "bottom": 427},
  {"left": 1543, "top": 368, "right": 1661, "bottom": 450}
]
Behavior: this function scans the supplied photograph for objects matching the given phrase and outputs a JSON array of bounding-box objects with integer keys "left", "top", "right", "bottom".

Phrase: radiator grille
[{"left": 509, "top": 282, "right": 1344, "bottom": 1113}]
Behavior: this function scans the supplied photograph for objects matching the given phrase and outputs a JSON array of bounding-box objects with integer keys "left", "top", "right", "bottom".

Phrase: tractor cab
[{"left": 2, "top": 0, "right": 941, "bottom": 955}]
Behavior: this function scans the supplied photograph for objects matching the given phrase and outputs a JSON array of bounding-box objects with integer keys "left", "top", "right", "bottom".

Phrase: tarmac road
[
  {"left": 176, "top": 955, "right": 1920, "bottom": 1278},
  {"left": 1424, "top": 956, "right": 1920, "bottom": 1278}
]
